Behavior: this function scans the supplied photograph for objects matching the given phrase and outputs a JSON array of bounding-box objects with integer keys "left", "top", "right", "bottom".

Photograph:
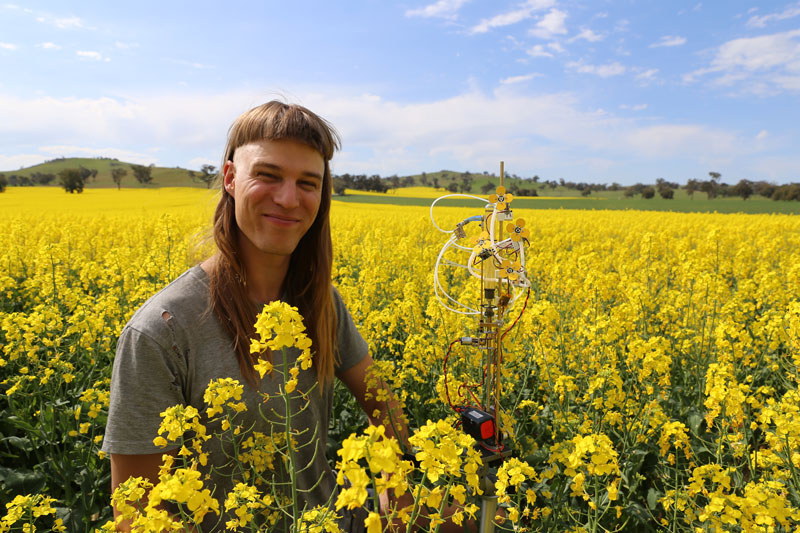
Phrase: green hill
[{"left": 1, "top": 157, "right": 213, "bottom": 189}]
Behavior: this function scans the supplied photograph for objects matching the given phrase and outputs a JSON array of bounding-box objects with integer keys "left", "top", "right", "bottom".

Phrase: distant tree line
[
  {"left": 3, "top": 162, "right": 800, "bottom": 202},
  {"left": 332, "top": 173, "right": 414, "bottom": 195}
]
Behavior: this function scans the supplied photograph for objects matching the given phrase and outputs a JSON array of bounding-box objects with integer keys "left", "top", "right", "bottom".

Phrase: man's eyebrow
[{"left": 252, "top": 162, "right": 322, "bottom": 180}]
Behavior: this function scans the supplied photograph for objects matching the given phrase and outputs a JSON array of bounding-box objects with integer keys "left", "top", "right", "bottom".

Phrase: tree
[
  {"left": 733, "top": 179, "right": 753, "bottom": 200},
  {"left": 332, "top": 177, "right": 346, "bottom": 196},
  {"left": 641, "top": 186, "right": 655, "bottom": 199},
  {"left": 131, "top": 164, "right": 154, "bottom": 186},
  {"left": 658, "top": 187, "right": 674, "bottom": 199},
  {"left": 111, "top": 167, "right": 128, "bottom": 190},
  {"left": 702, "top": 171, "right": 721, "bottom": 199},
  {"left": 447, "top": 182, "right": 459, "bottom": 193},
  {"left": 459, "top": 174, "right": 473, "bottom": 193},
  {"left": 59, "top": 168, "right": 86, "bottom": 193},
  {"left": 191, "top": 164, "right": 217, "bottom": 188},
  {"left": 0, "top": 173, "right": 6, "bottom": 192},
  {"left": 480, "top": 182, "right": 494, "bottom": 194},
  {"left": 685, "top": 179, "right": 699, "bottom": 199}
]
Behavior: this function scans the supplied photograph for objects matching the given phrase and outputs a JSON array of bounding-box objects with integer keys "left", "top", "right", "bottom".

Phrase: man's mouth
[{"left": 264, "top": 214, "right": 300, "bottom": 224}]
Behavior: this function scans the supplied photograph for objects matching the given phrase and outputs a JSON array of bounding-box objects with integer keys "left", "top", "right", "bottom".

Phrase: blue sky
[{"left": 1, "top": 1, "right": 799, "bottom": 185}]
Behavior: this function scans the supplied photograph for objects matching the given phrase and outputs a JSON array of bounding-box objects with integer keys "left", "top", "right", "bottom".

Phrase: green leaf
[
  {"left": 2, "top": 435, "right": 32, "bottom": 452},
  {"left": 0, "top": 465, "right": 46, "bottom": 493},
  {"left": 646, "top": 487, "right": 660, "bottom": 510},
  {"left": 688, "top": 411, "right": 704, "bottom": 436}
]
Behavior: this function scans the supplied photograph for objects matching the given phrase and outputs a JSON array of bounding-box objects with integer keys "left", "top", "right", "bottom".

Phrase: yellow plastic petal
[
  {"left": 497, "top": 202, "right": 507, "bottom": 211},
  {"left": 516, "top": 218, "right": 526, "bottom": 228},
  {"left": 505, "top": 193, "right": 514, "bottom": 203},
  {"left": 496, "top": 186, "right": 506, "bottom": 195},
  {"left": 489, "top": 194, "right": 498, "bottom": 203}
]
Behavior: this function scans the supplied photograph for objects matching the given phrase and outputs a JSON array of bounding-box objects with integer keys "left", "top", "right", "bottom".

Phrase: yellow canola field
[
  {"left": 346, "top": 185, "right": 588, "bottom": 199},
  {"left": 1, "top": 188, "right": 800, "bottom": 531}
]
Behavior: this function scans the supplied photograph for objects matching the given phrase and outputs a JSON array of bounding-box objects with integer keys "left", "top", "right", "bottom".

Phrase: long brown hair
[{"left": 209, "top": 100, "right": 341, "bottom": 387}]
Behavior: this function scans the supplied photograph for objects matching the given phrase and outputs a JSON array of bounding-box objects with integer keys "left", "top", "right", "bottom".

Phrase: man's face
[{"left": 223, "top": 138, "right": 324, "bottom": 262}]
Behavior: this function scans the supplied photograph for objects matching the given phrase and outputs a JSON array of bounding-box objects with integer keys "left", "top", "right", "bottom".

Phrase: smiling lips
[{"left": 263, "top": 213, "right": 300, "bottom": 225}]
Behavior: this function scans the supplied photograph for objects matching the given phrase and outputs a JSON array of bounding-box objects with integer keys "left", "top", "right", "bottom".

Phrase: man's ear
[{"left": 222, "top": 160, "right": 235, "bottom": 194}]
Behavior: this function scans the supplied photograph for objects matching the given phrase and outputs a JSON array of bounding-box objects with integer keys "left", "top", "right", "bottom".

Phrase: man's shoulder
[{"left": 126, "top": 266, "right": 210, "bottom": 333}]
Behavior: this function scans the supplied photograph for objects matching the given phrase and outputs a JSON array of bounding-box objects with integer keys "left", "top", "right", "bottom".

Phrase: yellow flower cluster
[
  {"left": 251, "top": 300, "right": 314, "bottom": 391},
  {"left": 0, "top": 495, "right": 63, "bottom": 533},
  {"left": 336, "top": 425, "right": 409, "bottom": 512},
  {"left": 3, "top": 189, "right": 800, "bottom": 530}
]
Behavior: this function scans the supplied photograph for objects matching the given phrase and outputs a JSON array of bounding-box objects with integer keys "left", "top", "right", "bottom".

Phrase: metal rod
[{"left": 479, "top": 493, "right": 497, "bottom": 533}]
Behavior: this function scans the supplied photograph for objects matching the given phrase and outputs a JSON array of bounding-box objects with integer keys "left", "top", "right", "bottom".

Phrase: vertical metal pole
[
  {"left": 495, "top": 161, "right": 505, "bottom": 441},
  {"left": 479, "top": 494, "right": 497, "bottom": 533}
]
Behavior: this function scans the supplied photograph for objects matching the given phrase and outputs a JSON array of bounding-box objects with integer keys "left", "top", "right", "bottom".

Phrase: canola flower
[{"left": 1, "top": 189, "right": 800, "bottom": 530}]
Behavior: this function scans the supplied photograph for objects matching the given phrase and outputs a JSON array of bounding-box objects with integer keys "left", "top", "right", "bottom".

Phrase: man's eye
[{"left": 300, "top": 181, "right": 320, "bottom": 190}]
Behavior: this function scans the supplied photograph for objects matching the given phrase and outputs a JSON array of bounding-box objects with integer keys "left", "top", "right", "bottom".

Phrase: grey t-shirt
[{"left": 102, "top": 265, "right": 369, "bottom": 530}]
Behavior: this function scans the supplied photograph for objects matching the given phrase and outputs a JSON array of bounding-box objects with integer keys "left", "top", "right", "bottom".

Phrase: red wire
[{"left": 501, "top": 288, "right": 531, "bottom": 341}]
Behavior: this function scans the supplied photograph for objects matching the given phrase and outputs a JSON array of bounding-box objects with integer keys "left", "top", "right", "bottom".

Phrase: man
[{"left": 102, "top": 101, "right": 405, "bottom": 531}]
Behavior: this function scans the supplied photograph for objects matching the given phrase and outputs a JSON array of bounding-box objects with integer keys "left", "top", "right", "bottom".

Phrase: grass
[
  {"left": 335, "top": 187, "right": 800, "bottom": 215},
  {"left": 3, "top": 157, "right": 206, "bottom": 188},
  {"left": 4, "top": 159, "right": 799, "bottom": 214}
]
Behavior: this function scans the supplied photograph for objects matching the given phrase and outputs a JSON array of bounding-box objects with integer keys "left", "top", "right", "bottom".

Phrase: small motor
[{"left": 460, "top": 406, "right": 498, "bottom": 443}]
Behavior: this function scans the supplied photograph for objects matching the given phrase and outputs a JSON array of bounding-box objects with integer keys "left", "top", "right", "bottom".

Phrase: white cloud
[
  {"left": 77, "top": 50, "right": 110, "bottom": 62},
  {"left": 405, "top": 0, "right": 470, "bottom": 19},
  {"left": 548, "top": 42, "right": 565, "bottom": 53},
  {"left": 756, "top": 129, "right": 768, "bottom": 140},
  {"left": 115, "top": 41, "right": 139, "bottom": 49},
  {"left": 650, "top": 35, "right": 687, "bottom": 48},
  {"left": 36, "top": 14, "right": 88, "bottom": 29},
  {"left": 499, "top": 73, "right": 539, "bottom": 84},
  {"left": 187, "top": 157, "right": 218, "bottom": 170},
  {"left": 469, "top": 0, "right": 555, "bottom": 34},
  {"left": 0, "top": 153, "right": 48, "bottom": 170},
  {"left": 625, "top": 124, "right": 737, "bottom": 158},
  {"left": 635, "top": 68, "right": 659, "bottom": 84},
  {"left": 0, "top": 87, "right": 778, "bottom": 183},
  {"left": 528, "top": 8, "right": 567, "bottom": 39},
  {"left": 566, "top": 60, "right": 626, "bottom": 77},
  {"left": 167, "top": 58, "right": 214, "bottom": 69},
  {"left": 526, "top": 44, "right": 553, "bottom": 58},
  {"left": 37, "top": 42, "right": 61, "bottom": 50},
  {"left": 685, "top": 29, "right": 800, "bottom": 93},
  {"left": 747, "top": 2, "right": 800, "bottom": 28},
  {"left": 570, "top": 28, "right": 604, "bottom": 42},
  {"left": 0, "top": 42, "right": 17, "bottom": 50},
  {"left": 619, "top": 103, "right": 648, "bottom": 111}
]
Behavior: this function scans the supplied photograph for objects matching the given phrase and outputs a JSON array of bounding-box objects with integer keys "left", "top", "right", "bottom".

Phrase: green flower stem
[
  {"left": 280, "top": 347, "right": 300, "bottom": 531},
  {"left": 406, "top": 469, "right": 429, "bottom": 533},
  {"left": 432, "top": 477, "right": 453, "bottom": 533}
]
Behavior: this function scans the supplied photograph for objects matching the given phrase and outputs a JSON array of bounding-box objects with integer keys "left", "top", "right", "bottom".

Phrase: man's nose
[{"left": 273, "top": 180, "right": 299, "bottom": 209}]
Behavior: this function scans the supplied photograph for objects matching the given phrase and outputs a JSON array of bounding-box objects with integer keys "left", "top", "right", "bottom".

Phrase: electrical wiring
[{"left": 429, "top": 181, "right": 533, "bottom": 457}]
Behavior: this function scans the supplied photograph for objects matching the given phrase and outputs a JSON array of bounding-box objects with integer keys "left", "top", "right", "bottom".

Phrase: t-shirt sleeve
[
  {"left": 332, "top": 287, "right": 369, "bottom": 375},
  {"left": 102, "top": 324, "right": 187, "bottom": 455}
]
